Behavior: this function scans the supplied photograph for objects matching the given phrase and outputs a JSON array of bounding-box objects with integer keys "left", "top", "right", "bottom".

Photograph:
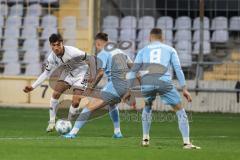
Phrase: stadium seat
[
  {"left": 28, "top": 0, "right": 41, "bottom": 3},
  {"left": 162, "top": 29, "right": 173, "bottom": 42},
  {"left": 174, "top": 30, "right": 191, "bottom": 42},
  {"left": 26, "top": 4, "right": 42, "bottom": 16},
  {"left": 211, "top": 16, "right": 228, "bottom": 30},
  {"left": 193, "top": 17, "right": 210, "bottom": 30},
  {"left": 8, "top": 0, "right": 24, "bottom": 3},
  {"left": 41, "top": 14, "right": 57, "bottom": 28},
  {"left": 63, "top": 29, "right": 77, "bottom": 40},
  {"left": 176, "top": 41, "right": 192, "bottom": 67},
  {"left": 119, "top": 29, "right": 136, "bottom": 41},
  {"left": 102, "top": 15, "right": 119, "bottom": 29},
  {"left": 175, "top": 41, "right": 192, "bottom": 52},
  {"left": 156, "top": 16, "right": 173, "bottom": 30},
  {"left": 5, "top": 16, "right": 22, "bottom": 28},
  {"left": 193, "top": 30, "right": 210, "bottom": 42},
  {"left": 40, "top": 0, "right": 58, "bottom": 4},
  {"left": 0, "top": 15, "right": 4, "bottom": 28},
  {"left": 3, "top": 62, "right": 21, "bottom": 75},
  {"left": 2, "top": 50, "right": 19, "bottom": 63},
  {"left": 137, "top": 29, "right": 150, "bottom": 42},
  {"left": 211, "top": 30, "right": 229, "bottom": 43},
  {"left": 138, "top": 16, "right": 155, "bottom": 29},
  {"left": 0, "top": 28, "right": 2, "bottom": 39},
  {"left": 229, "top": 16, "right": 240, "bottom": 31},
  {"left": 23, "top": 49, "right": 40, "bottom": 63},
  {"left": 175, "top": 16, "right": 191, "bottom": 30},
  {"left": 41, "top": 27, "right": 58, "bottom": 39},
  {"left": 102, "top": 28, "right": 118, "bottom": 42},
  {"left": 2, "top": 38, "right": 18, "bottom": 50},
  {"left": 21, "top": 26, "right": 38, "bottom": 39},
  {"left": 42, "top": 40, "right": 51, "bottom": 53},
  {"left": 62, "top": 16, "right": 77, "bottom": 29},
  {"left": 22, "top": 39, "right": 39, "bottom": 51},
  {"left": 177, "top": 50, "right": 192, "bottom": 67},
  {"left": 120, "top": 16, "right": 137, "bottom": 29},
  {"left": 23, "top": 15, "right": 40, "bottom": 28},
  {"left": 0, "top": 3, "right": 8, "bottom": 17},
  {"left": 193, "top": 41, "right": 211, "bottom": 55},
  {"left": 25, "top": 63, "right": 42, "bottom": 76},
  {"left": 137, "top": 41, "right": 149, "bottom": 50},
  {"left": 9, "top": 4, "right": 24, "bottom": 16},
  {"left": 4, "top": 27, "right": 20, "bottom": 38}
]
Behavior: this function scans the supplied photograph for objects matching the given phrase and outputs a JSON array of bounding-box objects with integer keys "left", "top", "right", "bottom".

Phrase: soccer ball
[{"left": 55, "top": 119, "right": 72, "bottom": 135}]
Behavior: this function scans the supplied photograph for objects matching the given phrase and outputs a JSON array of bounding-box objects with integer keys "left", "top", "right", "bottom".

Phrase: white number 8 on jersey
[{"left": 150, "top": 49, "right": 161, "bottom": 64}]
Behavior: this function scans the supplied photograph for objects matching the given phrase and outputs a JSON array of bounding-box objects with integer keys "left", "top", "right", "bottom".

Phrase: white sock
[
  {"left": 176, "top": 108, "right": 190, "bottom": 144},
  {"left": 143, "top": 134, "right": 150, "bottom": 140},
  {"left": 114, "top": 128, "right": 120, "bottom": 134},
  {"left": 69, "top": 105, "right": 79, "bottom": 115},
  {"left": 49, "top": 97, "right": 59, "bottom": 123},
  {"left": 69, "top": 107, "right": 91, "bottom": 135}
]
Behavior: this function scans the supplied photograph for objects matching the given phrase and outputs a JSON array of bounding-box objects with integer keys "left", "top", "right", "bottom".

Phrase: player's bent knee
[
  {"left": 52, "top": 91, "right": 62, "bottom": 99},
  {"left": 72, "top": 101, "right": 80, "bottom": 108},
  {"left": 172, "top": 103, "right": 183, "bottom": 112}
]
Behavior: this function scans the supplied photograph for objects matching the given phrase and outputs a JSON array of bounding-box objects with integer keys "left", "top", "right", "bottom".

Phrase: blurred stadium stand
[
  {"left": 100, "top": 0, "right": 240, "bottom": 81},
  {"left": 0, "top": 0, "right": 239, "bottom": 80},
  {"left": 0, "top": 0, "right": 93, "bottom": 76}
]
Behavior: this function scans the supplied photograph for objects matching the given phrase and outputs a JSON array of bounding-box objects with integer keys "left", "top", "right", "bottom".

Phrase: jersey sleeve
[
  {"left": 45, "top": 54, "right": 56, "bottom": 71},
  {"left": 170, "top": 49, "right": 186, "bottom": 88},
  {"left": 97, "top": 51, "right": 108, "bottom": 70},
  {"left": 71, "top": 47, "right": 87, "bottom": 60}
]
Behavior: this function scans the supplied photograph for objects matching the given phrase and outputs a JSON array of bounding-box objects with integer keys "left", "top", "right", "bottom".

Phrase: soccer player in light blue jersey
[
  {"left": 64, "top": 32, "right": 132, "bottom": 139},
  {"left": 125, "top": 28, "right": 200, "bottom": 149}
]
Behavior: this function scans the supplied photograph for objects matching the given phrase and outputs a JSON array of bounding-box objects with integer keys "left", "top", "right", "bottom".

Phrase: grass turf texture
[{"left": 0, "top": 108, "right": 239, "bottom": 160}]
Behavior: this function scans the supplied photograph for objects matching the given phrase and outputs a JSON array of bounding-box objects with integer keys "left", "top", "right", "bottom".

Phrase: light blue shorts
[
  {"left": 141, "top": 83, "right": 181, "bottom": 106},
  {"left": 100, "top": 81, "right": 127, "bottom": 104}
]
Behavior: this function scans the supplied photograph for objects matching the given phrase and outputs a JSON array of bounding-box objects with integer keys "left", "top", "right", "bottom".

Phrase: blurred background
[{"left": 0, "top": 0, "right": 239, "bottom": 113}]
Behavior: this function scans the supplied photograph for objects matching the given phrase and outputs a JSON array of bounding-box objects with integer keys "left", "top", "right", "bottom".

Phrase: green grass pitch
[{"left": 0, "top": 107, "right": 240, "bottom": 160}]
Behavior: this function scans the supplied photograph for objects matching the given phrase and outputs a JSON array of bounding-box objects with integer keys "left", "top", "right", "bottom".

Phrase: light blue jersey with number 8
[{"left": 132, "top": 41, "right": 186, "bottom": 87}]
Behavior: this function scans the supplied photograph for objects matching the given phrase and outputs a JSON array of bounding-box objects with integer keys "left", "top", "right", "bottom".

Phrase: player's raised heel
[
  {"left": 46, "top": 121, "right": 55, "bottom": 132},
  {"left": 142, "top": 139, "right": 150, "bottom": 147},
  {"left": 63, "top": 133, "right": 76, "bottom": 139},
  {"left": 183, "top": 143, "right": 201, "bottom": 149},
  {"left": 112, "top": 132, "right": 123, "bottom": 139}
]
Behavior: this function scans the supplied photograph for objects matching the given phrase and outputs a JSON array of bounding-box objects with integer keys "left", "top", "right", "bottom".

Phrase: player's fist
[
  {"left": 183, "top": 88, "right": 192, "bottom": 102},
  {"left": 23, "top": 86, "right": 34, "bottom": 93}
]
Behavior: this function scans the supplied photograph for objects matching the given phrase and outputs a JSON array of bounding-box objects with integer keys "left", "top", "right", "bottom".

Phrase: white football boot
[
  {"left": 142, "top": 138, "right": 150, "bottom": 147},
  {"left": 46, "top": 121, "right": 55, "bottom": 132},
  {"left": 183, "top": 143, "right": 201, "bottom": 149}
]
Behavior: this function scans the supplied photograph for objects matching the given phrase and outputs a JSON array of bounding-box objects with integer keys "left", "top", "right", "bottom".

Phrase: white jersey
[
  {"left": 46, "top": 45, "right": 88, "bottom": 77},
  {"left": 32, "top": 46, "right": 90, "bottom": 90}
]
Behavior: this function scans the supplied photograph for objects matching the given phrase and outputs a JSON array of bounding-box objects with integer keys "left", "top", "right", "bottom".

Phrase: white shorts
[{"left": 59, "top": 66, "right": 88, "bottom": 90}]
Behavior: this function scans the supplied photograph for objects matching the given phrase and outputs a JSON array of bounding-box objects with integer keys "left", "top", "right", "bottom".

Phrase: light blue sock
[
  {"left": 109, "top": 104, "right": 121, "bottom": 134},
  {"left": 142, "top": 105, "right": 152, "bottom": 138},
  {"left": 69, "top": 107, "right": 91, "bottom": 135},
  {"left": 176, "top": 108, "right": 190, "bottom": 144}
]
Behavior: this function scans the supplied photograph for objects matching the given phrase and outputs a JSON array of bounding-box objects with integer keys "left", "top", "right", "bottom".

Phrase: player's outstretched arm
[
  {"left": 23, "top": 70, "right": 51, "bottom": 93},
  {"left": 89, "top": 68, "right": 104, "bottom": 89}
]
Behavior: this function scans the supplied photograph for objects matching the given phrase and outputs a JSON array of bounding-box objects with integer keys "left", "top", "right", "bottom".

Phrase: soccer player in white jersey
[
  {"left": 63, "top": 32, "right": 132, "bottom": 139},
  {"left": 23, "top": 34, "right": 122, "bottom": 135},
  {"left": 125, "top": 28, "right": 200, "bottom": 149}
]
